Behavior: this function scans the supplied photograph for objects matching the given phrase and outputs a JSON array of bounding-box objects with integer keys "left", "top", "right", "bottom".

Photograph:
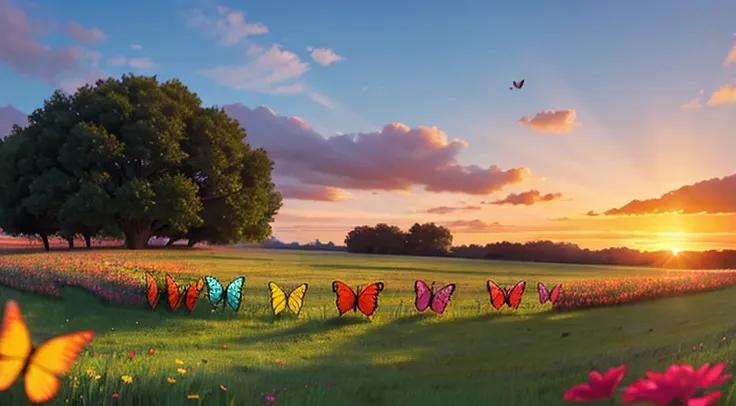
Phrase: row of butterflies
[{"left": 146, "top": 273, "right": 562, "bottom": 318}]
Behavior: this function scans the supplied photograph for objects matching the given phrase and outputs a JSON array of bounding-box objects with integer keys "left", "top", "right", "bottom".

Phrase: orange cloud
[
  {"left": 518, "top": 109, "right": 581, "bottom": 134},
  {"left": 681, "top": 98, "right": 701, "bottom": 110},
  {"left": 425, "top": 205, "right": 481, "bottom": 214},
  {"left": 724, "top": 44, "right": 736, "bottom": 66},
  {"left": 278, "top": 184, "right": 350, "bottom": 202},
  {"left": 707, "top": 83, "right": 736, "bottom": 105},
  {"left": 484, "top": 190, "right": 563, "bottom": 206},
  {"left": 442, "top": 219, "right": 510, "bottom": 233},
  {"left": 603, "top": 173, "right": 736, "bottom": 215},
  {"left": 224, "top": 104, "right": 531, "bottom": 195}
]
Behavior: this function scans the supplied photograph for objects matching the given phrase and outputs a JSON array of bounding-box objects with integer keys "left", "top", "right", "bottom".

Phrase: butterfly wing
[
  {"left": 0, "top": 300, "right": 32, "bottom": 392},
  {"left": 414, "top": 280, "right": 432, "bottom": 312},
  {"left": 507, "top": 280, "right": 527, "bottom": 309},
  {"left": 24, "top": 330, "right": 95, "bottom": 404},
  {"left": 430, "top": 283, "right": 456, "bottom": 314},
  {"left": 486, "top": 280, "right": 507, "bottom": 310},
  {"left": 145, "top": 272, "right": 160, "bottom": 309},
  {"left": 204, "top": 275, "right": 224, "bottom": 307},
  {"left": 165, "top": 274, "right": 183, "bottom": 311},
  {"left": 356, "top": 282, "right": 385, "bottom": 317},
  {"left": 518, "top": 79, "right": 525, "bottom": 88},
  {"left": 183, "top": 282, "right": 201, "bottom": 312},
  {"left": 224, "top": 276, "right": 245, "bottom": 312},
  {"left": 268, "top": 282, "right": 288, "bottom": 315},
  {"left": 286, "top": 283, "right": 309, "bottom": 316},
  {"left": 332, "top": 281, "right": 357, "bottom": 316},
  {"left": 549, "top": 284, "right": 562, "bottom": 304},
  {"left": 537, "top": 282, "right": 550, "bottom": 304}
]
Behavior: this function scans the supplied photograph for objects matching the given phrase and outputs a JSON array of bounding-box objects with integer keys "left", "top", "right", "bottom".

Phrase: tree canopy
[
  {"left": 344, "top": 222, "right": 453, "bottom": 256},
  {"left": 0, "top": 74, "right": 282, "bottom": 250}
]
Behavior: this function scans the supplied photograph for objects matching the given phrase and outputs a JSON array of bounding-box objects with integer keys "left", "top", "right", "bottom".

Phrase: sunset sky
[{"left": 1, "top": 0, "right": 736, "bottom": 251}]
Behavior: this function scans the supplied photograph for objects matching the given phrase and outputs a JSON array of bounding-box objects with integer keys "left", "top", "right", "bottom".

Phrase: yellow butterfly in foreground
[
  {"left": 267, "top": 282, "right": 309, "bottom": 316},
  {"left": 0, "top": 300, "right": 95, "bottom": 404}
]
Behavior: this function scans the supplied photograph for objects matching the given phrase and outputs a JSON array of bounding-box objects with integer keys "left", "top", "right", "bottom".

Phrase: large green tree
[{"left": 0, "top": 74, "right": 281, "bottom": 249}]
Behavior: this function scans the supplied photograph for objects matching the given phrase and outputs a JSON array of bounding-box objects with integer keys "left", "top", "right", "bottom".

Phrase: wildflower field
[{"left": 1, "top": 247, "right": 736, "bottom": 405}]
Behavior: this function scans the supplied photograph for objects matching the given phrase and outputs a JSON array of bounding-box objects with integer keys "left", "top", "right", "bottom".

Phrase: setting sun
[{"left": 671, "top": 249, "right": 681, "bottom": 256}]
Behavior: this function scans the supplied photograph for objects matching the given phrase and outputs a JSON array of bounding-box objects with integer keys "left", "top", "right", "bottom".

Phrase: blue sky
[{"left": 1, "top": 0, "right": 736, "bottom": 250}]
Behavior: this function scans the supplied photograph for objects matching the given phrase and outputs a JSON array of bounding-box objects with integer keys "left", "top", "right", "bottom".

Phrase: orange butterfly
[
  {"left": 145, "top": 272, "right": 204, "bottom": 312},
  {"left": 487, "top": 280, "right": 526, "bottom": 310},
  {"left": 332, "top": 280, "right": 385, "bottom": 318},
  {"left": 0, "top": 300, "right": 95, "bottom": 404}
]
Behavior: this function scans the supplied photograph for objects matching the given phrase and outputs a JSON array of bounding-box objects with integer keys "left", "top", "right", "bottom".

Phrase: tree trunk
[
  {"left": 67, "top": 237, "right": 74, "bottom": 249},
  {"left": 123, "top": 222, "right": 151, "bottom": 250},
  {"left": 187, "top": 239, "right": 198, "bottom": 248},
  {"left": 84, "top": 234, "right": 92, "bottom": 248},
  {"left": 40, "top": 233, "right": 50, "bottom": 252},
  {"left": 165, "top": 238, "right": 179, "bottom": 247}
]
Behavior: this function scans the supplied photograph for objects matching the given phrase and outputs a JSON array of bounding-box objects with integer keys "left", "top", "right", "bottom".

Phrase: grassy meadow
[{"left": 1, "top": 247, "right": 736, "bottom": 405}]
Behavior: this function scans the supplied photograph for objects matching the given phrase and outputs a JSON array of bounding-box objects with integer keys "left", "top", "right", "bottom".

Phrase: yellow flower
[
  {"left": 86, "top": 368, "right": 95, "bottom": 377},
  {"left": 167, "top": 377, "right": 176, "bottom": 384},
  {"left": 187, "top": 394, "right": 200, "bottom": 399},
  {"left": 121, "top": 375, "right": 133, "bottom": 384},
  {"left": 94, "top": 375, "right": 101, "bottom": 381},
  {"left": 177, "top": 368, "right": 187, "bottom": 375},
  {"left": 175, "top": 359, "right": 184, "bottom": 365}
]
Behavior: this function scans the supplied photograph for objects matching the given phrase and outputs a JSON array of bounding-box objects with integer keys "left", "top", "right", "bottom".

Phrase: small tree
[{"left": 406, "top": 222, "right": 453, "bottom": 256}]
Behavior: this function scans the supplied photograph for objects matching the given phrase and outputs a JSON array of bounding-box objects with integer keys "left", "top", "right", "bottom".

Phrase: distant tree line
[
  {"left": 344, "top": 224, "right": 736, "bottom": 269},
  {"left": 0, "top": 74, "right": 281, "bottom": 251},
  {"left": 344, "top": 223, "right": 453, "bottom": 256}
]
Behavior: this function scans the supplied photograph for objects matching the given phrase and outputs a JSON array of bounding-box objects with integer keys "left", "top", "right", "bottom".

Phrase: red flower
[
  {"left": 622, "top": 362, "right": 732, "bottom": 406},
  {"left": 126, "top": 351, "right": 135, "bottom": 360},
  {"left": 112, "top": 393, "right": 119, "bottom": 399},
  {"left": 148, "top": 348, "right": 156, "bottom": 356},
  {"left": 563, "top": 365, "right": 627, "bottom": 401}
]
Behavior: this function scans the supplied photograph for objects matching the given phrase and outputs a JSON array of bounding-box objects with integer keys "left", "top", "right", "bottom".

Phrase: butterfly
[
  {"left": 511, "top": 79, "right": 525, "bottom": 90},
  {"left": 0, "top": 299, "right": 95, "bottom": 404},
  {"left": 537, "top": 282, "right": 562, "bottom": 305},
  {"left": 332, "top": 280, "right": 384, "bottom": 318},
  {"left": 487, "top": 280, "right": 526, "bottom": 310},
  {"left": 204, "top": 275, "right": 245, "bottom": 312},
  {"left": 414, "top": 280, "right": 456, "bottom": 314},
  {"left": 267, "top": 282, "right": 309, "bottom": 316},
  {"left": 145, "top": 272, "right": 204, "bottom": 312}
]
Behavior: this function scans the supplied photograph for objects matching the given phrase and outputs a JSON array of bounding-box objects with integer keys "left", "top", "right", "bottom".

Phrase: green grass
[{"left": 1, "top": 248, "right": 736, "bottom": 405}]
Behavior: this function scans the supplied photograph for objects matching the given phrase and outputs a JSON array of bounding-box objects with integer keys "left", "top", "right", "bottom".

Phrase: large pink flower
[
  {"left": 622, "top": 362, "right": 732, "bottom": 406},
  {"left": 563, "top": 365, "right": 627, "bottom": 401}
]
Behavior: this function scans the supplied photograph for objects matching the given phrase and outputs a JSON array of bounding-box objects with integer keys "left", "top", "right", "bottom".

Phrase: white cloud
[
  {"left": 309, "top": 48, "right": 344, "bottom": 66},
  {"left": 200, "top": 44, "right": 308, "bottom": 93},
  {"left": 681, "top": 98, "right": 701, "bottom": 110},
  {"left": 130, "top": 44, "right": 143, "bottom": 50},
  {"left": 186, "top": 6, "right": 268, "bottom": 46},
  {"left": 106, "top": 56, "right": 154, "bottom": 69}
]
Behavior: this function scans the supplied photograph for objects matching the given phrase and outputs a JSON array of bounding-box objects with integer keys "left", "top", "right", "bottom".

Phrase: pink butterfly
[
  {"left": 537, "top": 282, "right": 562, "bottom": 304},
  {"left": 414, "top": 280, "right": 456, "bottom": 314}
]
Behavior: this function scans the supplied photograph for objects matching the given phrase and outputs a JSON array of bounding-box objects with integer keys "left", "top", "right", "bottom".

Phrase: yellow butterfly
[
  {"left": 0, "top": 300, "right": 95, "bottom": 404},
  {"left": 267, "top": 282, "right": 309, "bottom": 316}
]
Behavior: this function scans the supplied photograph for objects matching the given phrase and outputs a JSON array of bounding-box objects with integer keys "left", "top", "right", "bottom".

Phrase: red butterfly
[
  {"left": 487, "top": 280, "right": 526, "bottom": 310},
  {"left": 332, "top": 281, "right": 384, "bottom": 318}
]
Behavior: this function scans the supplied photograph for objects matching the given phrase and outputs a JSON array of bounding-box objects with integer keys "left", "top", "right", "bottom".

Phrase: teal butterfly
[{"left": 204, "top": 275, "right": 245, "bottom": 312}]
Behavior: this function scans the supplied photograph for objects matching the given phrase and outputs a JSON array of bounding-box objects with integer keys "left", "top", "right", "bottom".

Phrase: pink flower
[
  {"left": 263, "top": 394, "right": 276, "bottom": 404},
  {"left": 563, "top": 365, "right": 627, "bottom": 401},
  {"left": 622, "top": 362, "right": 732, "bottom": 406}
]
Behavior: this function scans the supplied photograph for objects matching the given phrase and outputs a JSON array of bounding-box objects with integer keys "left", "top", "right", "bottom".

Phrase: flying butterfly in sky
[
  {"left": 414, "top": 280, "right": 456, "bottom": 314},
  {"left": 145, "top": 272, "right": 204, "bottom": 312},
  {"left": 332, "top": 280, "right": 385, "bottom": 318},
  {"left": 537, "top": 282, "right": 562, "bottom": 305},
  {"left": 487, "top": 280, "right": 526, "bottom": 310},
  {"left": 509, "top": 79, "right": 525, "bottom": 90},
  {"left": 0, "top": 300, "right": 95, "bottom": 404},
  {"left": 268, "top": 282, "right": 309, "bottom": 316},
  {"left": 204, "top": 275, "right": 245, "bottom": 312}
]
